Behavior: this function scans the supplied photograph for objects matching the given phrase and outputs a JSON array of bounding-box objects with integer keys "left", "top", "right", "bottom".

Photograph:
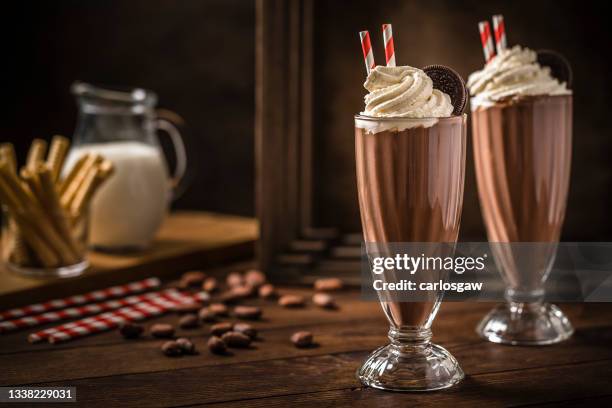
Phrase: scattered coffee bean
[
  {"left": 175, "top": 337, "right": 197, "bottom": 354},
  {"left": 161, "top": 340, "right": 182, "bottom": 357},
  {"left": 208, "top": 303, "right": 229, "bottom": 317},
  {"left": 312, "top": 293, "right": 336, "bottom": 309},
  {"left": 150, "top": 323, "right": 175, "bottom": 338},
  {"left": 314, "top": 278, "right": 343, "bottom": 292},
  {"left": 180, "top": 270, "right": 207, "bottom": 287},
  {"left": 233, "top": 323, "right": 257, "bottom": 339},
  {"left": 178, "top": 314, "right": 199, "bottom": 329},
  {"left": 172, "top": 302, "right": 201, "bottom": 314},
  {"left": 226, "top": 272, "right": 244, "bottom": 288},
  {"left": 231, "top": 285, "right": 255, "bottom": 299},
  {"left": 219, "top": 290, "right": 242, "bottom": 304},
  {"left": 244, "top": 269, "right": 266, "bottom": 287},
  {"left": 208, "top": 336, "right": 227, "bottom": 354},
  {"left": 210, "top": 322, "right": 233, "bottom": 336},
  {"left": 222, "top": 331, "right": 252, "bottom": 348},
  {"left": 278, "top": 294, "right": 305, "bottom": 308},
  {"left": 258, "top": 283, "right": 277, "bottom": 299},
  {"left": 198, "top": 308, "right": 218, "bottom": 323},
  {"left": 194, "top": 291, "right": 211, "bottom": 305},
  {"left": 233, "top": 306, "right": 262, "bottom": 320},
  {"left": 119, "top": 323, "right": 144, "bottom": 339},
  {"left": 291, "top": 331, "right": 314, "bottom": 348},
  {"left": 202, "top": 277, "right": 219, "bottom": 293}
]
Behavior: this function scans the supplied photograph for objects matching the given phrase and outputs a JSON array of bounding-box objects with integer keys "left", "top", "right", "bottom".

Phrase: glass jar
[{"left": 1, "top": 204, "right": 89, "bottom": 278}]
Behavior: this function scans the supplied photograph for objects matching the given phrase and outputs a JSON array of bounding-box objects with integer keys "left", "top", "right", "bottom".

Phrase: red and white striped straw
[
  {"left": 359, "top": 30, "right": 375, "bottom": 74},
  {"left": 0, "top": 277, "right": 160, "bottom": 321},
  {"left": 492, "top": 14, "right": 507, "bottom": 54},
  {"left": 28, "top": 292, "right": 193, "bottom": 344},
  {"left": 478, "top": 21, "right": 496, "bottom": 63},
  {"left": 382, "top": 24, "right": 396, "bottom": 67},
  {"left": 0, "top": 289, "right": 182, "bottom": 334}
]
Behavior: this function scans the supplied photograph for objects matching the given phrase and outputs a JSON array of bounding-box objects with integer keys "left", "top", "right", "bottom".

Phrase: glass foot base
[
  {"left": 6, "top": 260, "right": 89, "bottom": 279},
  {"left": 477, "top": 302, "right": 574, "bottom": 346},
  {"left": 357, "top": 342, "right": 464, "bottom": 392}
]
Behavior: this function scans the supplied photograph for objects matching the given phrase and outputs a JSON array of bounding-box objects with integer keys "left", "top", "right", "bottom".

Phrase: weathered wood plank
[
  {"left": 24, "top": 354, "right": 612, "bottom": 407},
  {"left": 2, "top": 304, "right": 610, "bottom": 389}
]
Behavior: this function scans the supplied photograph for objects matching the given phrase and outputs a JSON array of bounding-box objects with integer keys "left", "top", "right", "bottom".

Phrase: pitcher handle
[{"left": 154, "top": 111, "right": 188, "bottom": 200}]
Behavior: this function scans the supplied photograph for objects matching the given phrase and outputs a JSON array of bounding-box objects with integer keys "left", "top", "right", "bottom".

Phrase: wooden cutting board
[{"left": 0, "top": 211, "right": 258, "bottom": 306}]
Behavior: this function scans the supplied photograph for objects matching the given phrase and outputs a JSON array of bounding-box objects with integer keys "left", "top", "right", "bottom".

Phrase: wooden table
[{"left": 0, "top": 263, "right": 611, "bottom": 407}]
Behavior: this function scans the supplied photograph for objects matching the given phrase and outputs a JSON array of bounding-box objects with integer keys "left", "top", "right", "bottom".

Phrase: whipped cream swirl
[
  {"left": 361, "top": 66, "right": 454, "bottom": 118},
  {"left": 467, "top": 45, "right": 571, "bottom": 106}
]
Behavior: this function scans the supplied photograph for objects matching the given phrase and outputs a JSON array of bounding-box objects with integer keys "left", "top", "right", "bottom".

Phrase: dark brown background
[
  {"left": 312, "top": 0, "right": 612, "bottom": 241},
  {"left": 2, "top": 0, "right": 255, "bottom": 215},
  {"left": 2, "top": 0, "right": 611, "bottom": 240}
]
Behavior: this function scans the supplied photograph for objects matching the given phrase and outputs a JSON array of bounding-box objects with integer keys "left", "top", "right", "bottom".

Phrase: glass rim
[
  {"left": 354, "top": 113, "right": 466, "bottom": 122},
  {"left": 71, "top": 81, "right": 158, "bottom": 106}
]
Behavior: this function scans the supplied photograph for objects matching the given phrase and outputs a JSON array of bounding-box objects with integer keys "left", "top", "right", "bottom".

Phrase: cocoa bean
[
  {"left": 233, "top": 323, "right": 257, "bottom": 339},
  {"left": 175, "top": 337, "right": 197, "bottom": 354},
  {"left": 291, "top": 331, "right": 314, "bottom": 348},
  {"left": 210, "top": 322, "right": 233, "bottom": 336},
  {"left": 312, "top": 293, "right": 336, "bottom": 309},
  {"left": 161, "top": 341, "right": 182, "bottom": 356},
  {"left": 207, "top": 336, "right": 227, "bottom": 354},
  {"left": 314, "top": 278, "right": 343, "bottom": 292},
  {"left": 221, "top": 331, "right": 251, "bottom": 348},
  {"left": 119, "top": 323, "right": 144, "bottom": 339},
  {"left": 233, "top": 305, "right": 262, "bottom": 320},
  {"left": 258, "top": 283, "right": 277, "bottom": 299},
  {"left": 150, "top": 323, "right": 175, "bottom": 338},
  {"left": 178, "top": 314, "right": 199, "bottom": 329},
  {"left": 278, "top": 294, "right": 305, "bottom": 308}
]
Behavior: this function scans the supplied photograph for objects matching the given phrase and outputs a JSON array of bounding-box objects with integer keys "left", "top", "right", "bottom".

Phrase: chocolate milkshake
[
  {"left": 356, "top": 116, "right": 466, "bottom": 327},
  {"left": 355, "top": 64, "right": 466, "bottom": 391},
  {"left": 469, "top": 45, "right": 574, "bottom": 345}
]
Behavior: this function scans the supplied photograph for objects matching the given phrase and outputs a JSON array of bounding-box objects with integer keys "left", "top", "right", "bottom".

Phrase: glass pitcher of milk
[{"left": 65, "top": 82, "right": 187, "bottom": 252}]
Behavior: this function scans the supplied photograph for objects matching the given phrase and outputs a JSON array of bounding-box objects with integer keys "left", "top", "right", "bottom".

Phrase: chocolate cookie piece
[
  {"left": 422, "top": 65, "right": 467, "bottom": 115},
  {"left": 537, "top": 50, "right": 572, "bottom": 88}
]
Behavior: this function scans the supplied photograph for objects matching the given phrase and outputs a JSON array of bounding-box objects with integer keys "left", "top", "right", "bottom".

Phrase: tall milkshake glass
[
  {"left": 468, "top": 43, "right": 574, "bottom": 345},
  {"left": 355, "top": 112, "right": 466, "bottom": 390}
]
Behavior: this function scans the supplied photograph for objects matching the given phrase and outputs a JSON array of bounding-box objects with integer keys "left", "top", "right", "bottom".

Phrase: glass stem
[{"left": 388, "top": 326, "right": 432, "bottom": 354}]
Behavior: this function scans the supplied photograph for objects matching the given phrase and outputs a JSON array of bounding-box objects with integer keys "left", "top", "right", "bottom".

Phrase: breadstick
[
  {"left": 0, "top": 175, "right": 59, "bottom": 267},
  {"left": 59, "top": 154, "right": 88, "bottom": 196},
  {"left": 26, "top": 139, "right": 47, "bottom": 171},
  {"left": 60, "top": 153, "right": 102, "bottom": 209},
  {"left": 37, "top": 165, "right": 82, "bottom": 258},
  {"left": 0, "top": 144, "right": 17, "bottom": 174},
  {"left": 46, "top": 135, "right": 70, "bottom": 182},
  {"left": 70, "top": 159, "right": 114, "bottom": 217}
]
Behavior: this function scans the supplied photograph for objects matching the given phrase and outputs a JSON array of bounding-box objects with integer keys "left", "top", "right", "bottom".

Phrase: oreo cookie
[
  {"left": 422, "top": 65, "right": 467, "bottom": 115},
  {"left": 537, "top": 50, "right": 572, "bottom": 88}
]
